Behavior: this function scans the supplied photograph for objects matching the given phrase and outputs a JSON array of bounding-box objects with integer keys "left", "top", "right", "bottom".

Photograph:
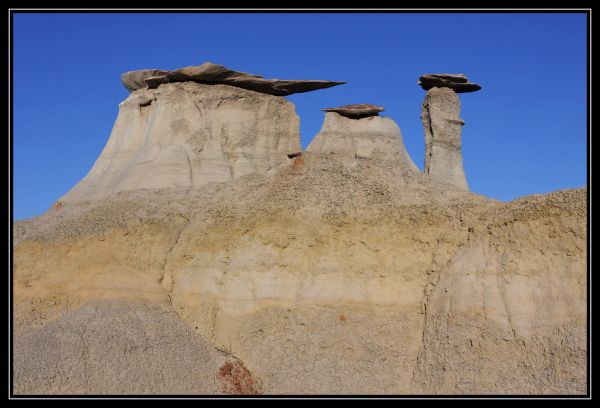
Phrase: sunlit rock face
[
  {"left": 307, "top": 110, "right": 419, "bottom": 172},
  {"left": 60, "top": 82, "right": 302, "bottom": 203},
  {"left": 13, "top": 64, "right": 586, "bottom": 396},
  {"left": 418, "top": 73, "right": 481, "bottom": 191},
  {"left": 421, "top": 86, "right": 469, "bottom": 190}
]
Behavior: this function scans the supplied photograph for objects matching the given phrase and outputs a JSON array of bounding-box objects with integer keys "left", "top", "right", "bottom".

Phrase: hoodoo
[
  {"left": 307, "top": 104, "right": 419, "bottom": 171},
  {"left": 60, "top": 63, "right": 345, "bottom": 203},
  {"left": 13, "top": 62, "right": 586, "bottom": 395},
  {"left": 419, "top": 73, "right": 481, "bottom": 190}
]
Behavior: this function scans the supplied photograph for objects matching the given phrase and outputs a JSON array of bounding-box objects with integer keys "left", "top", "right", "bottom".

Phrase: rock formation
[
  {"left": 60, "top": 82, "right": 304, "bottom": 203},
  {"left": 122, "top": 62, "right": 345, "bottom": 96},
  {"left": 420, "top": 73, "right": 481, "bottom": 190},
  {"left": 12, "top": 64, "right": 586, "bottom": 395},
  {"left": 307, "top": 105, "right": 419, "bottom": 171},
  {"left": 61, "top": 63, "right": 347, "bottom": 204}
]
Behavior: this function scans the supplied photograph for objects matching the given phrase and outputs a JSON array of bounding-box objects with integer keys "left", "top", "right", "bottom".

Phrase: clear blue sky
[{"left": 13, "top": 12, "right": 588, "bottom": 221}]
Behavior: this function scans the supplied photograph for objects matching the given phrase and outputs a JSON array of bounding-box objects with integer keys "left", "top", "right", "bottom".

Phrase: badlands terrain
[{"left": 12, "top": 63, "right": 587, "bottom": 395}]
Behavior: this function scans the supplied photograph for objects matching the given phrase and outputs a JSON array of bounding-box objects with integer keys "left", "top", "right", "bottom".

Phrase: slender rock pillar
[{"left": 418, "top": 74, "right": 481, "bottom": 190}]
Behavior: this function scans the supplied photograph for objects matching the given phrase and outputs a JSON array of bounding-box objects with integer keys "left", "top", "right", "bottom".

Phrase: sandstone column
[{"left": 418, "top": 74, "right": 481, "bottom": 190}]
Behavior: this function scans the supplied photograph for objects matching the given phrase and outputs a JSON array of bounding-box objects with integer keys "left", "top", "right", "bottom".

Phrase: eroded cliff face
[
  {"left": 60, "top": 82, "right": 301, "bottom": 203},
  {"left": 413, "top": 190, "right": 587, "bottom": 394},
  {"left": 12, "top": 74, "right": 587, "bottom": 395},
  {"left": 13, "top": 155, "right": 586, "bottom": 394}
]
